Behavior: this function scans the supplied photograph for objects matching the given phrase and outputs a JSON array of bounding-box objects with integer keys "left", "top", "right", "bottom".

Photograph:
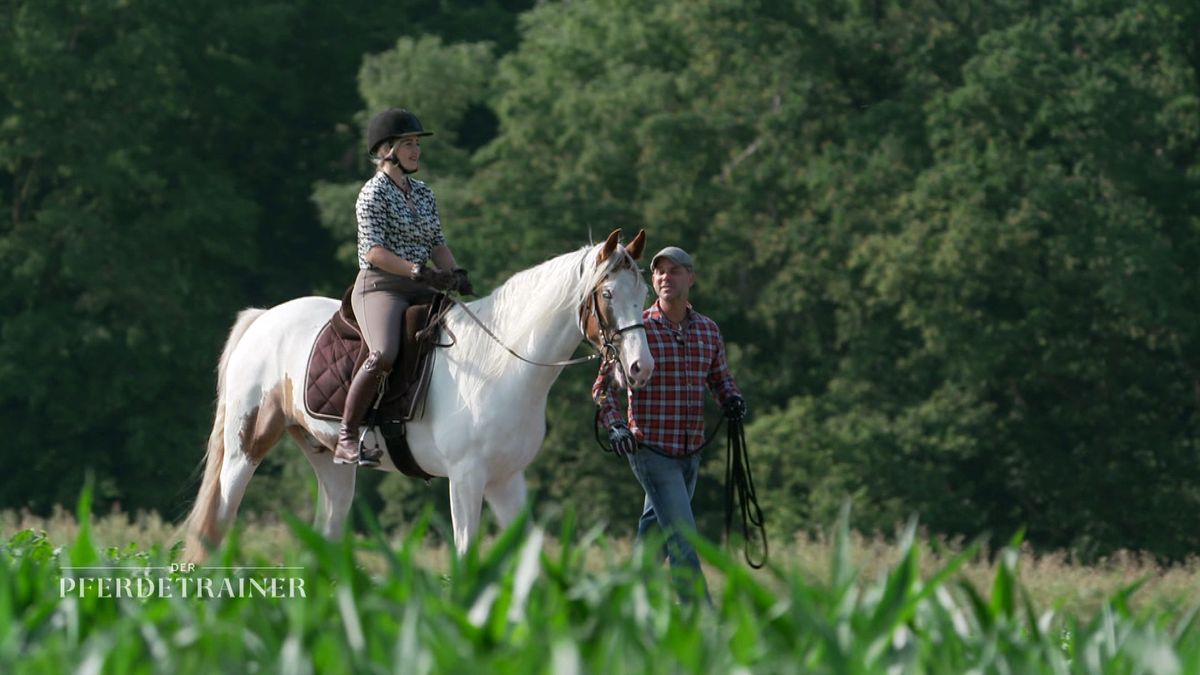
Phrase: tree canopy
[{"left": 3, "top": 0, "right": 1198, "bottom": 559}]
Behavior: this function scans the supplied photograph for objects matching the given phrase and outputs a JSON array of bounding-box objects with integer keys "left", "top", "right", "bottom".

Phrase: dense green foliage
[
  {"left": 3, "top": 0, "right": 1199, "bottom": 559},
  {"left": 3, "top": 495, "right": 1200, "bottom": 673},
  {"left": 0, "top": 0, "right": 532, "bottom": 509}
]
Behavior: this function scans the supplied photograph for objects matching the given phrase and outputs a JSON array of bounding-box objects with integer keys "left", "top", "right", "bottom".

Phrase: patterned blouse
[
  {"left": 593, "top": 302, "right": 741, "bottom": 456},
  {"left": 355, "top": 172, "right": 446, "bottom": 270}
]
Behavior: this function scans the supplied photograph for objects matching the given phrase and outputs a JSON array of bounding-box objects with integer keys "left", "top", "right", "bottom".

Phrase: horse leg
[
  {"left": 213, "top": 389, "right": 287, "bottom": 543},
  {"left": 484, "top": 473, "right": 528, "bottom": 529},
  {"left": 293, "top": 429, "right": 356, "bottom": 539},
  {"left": 215, "top": 450, "right": 256, "bottom": 538},
  {"left": 448, "top": 467, "right": 487, "bottom": 556}
]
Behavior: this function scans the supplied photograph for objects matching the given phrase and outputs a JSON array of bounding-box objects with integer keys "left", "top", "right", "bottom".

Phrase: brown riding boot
[{"left": 334, "top": 352, "right": 387, "bottom": 466}]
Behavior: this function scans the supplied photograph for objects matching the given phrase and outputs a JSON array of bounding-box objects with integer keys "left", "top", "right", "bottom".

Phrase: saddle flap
[
  {"left": 304, "top": 284, "right": 448, "bottom": 423},
  {"left": 332, "top": 284, "right": 363, "bottom": 341},
  {"left": 399, "top": 304, "right": 433, "bottom": 380}
]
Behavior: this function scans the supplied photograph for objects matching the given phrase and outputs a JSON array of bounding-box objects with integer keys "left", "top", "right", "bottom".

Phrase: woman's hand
[
  {"left": 453, "top": 268, "right": 474, "bottom": 295},
  {"left": 420, "top": 267, "right": 459, "bottom": 291}
]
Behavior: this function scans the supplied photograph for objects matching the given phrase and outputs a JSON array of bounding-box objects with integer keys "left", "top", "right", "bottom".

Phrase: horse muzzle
[{"left": 624, "top": 355, "right": 654, "bottom": 390}]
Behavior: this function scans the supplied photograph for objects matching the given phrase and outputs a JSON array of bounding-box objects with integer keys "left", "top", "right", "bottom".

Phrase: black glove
[
  {"left": 453, "top": 268, "right": 474, "bottom": 296},
  {"left": 723, "top": 395, "right": 747, "bottom": 422},
  {"left": 608, "top": 423, "right": 638, "bottom": 456},
  {"left": 421, "top": 267, "right": 458, "bottom": 292}
]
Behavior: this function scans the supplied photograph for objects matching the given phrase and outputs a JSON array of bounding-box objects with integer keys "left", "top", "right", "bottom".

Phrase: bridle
[{"left": 578, "top": 284, "right": 647, "bottom": 379}]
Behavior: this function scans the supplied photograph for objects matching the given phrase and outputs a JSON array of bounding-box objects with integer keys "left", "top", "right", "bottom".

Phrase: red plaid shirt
[{"left": 593, "top": 302, "right": 741, "bottom": 456}]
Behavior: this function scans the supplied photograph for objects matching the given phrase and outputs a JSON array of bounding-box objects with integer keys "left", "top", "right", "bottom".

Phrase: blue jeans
[{"left": 628, "top": 448, "right": 708, "bottom": 602}]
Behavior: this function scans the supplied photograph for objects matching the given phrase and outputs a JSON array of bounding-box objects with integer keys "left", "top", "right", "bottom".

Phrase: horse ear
[
  {"left": 597, "top": 229, "right": 621, "bottom": 264},
  {"left": 626, "top": 229, "right": 646, "bottom": 261}
]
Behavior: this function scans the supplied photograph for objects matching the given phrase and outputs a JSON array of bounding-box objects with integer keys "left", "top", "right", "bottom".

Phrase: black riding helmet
[{"left": 366, "top": 108, "right": 433, "bottom": 155}]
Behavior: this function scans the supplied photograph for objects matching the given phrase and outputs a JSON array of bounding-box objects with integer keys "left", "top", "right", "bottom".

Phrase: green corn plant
[{"left": 4, "top": 490, "right": 1200, "bottom": 673}]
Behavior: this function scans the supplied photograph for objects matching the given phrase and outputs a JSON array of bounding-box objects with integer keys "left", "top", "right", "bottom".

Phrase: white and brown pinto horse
[{"left": 184, "top": 230, "right": 652, "bottom": 561}]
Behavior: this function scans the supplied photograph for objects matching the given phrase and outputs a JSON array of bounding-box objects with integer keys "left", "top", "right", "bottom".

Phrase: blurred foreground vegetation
[
  {"left": 3, "top": 493, "right": 1200, "bottom": 673},
  {"left": 4, "top": 502, "right": 1199, "bottom": 622}
]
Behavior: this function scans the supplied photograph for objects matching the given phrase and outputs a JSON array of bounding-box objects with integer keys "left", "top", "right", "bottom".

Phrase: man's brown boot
[{"left": 334, "top": 352, "right": 387, "bottom": 466}]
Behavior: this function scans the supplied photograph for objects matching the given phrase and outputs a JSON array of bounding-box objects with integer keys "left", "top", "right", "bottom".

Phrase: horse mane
[{"left": 445, "top": 241, "right": 636, "bottom": 401}]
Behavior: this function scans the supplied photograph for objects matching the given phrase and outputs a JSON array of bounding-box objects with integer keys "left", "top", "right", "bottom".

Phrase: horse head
[{"left": 583, "top": 229, "right": 654, "bottom": 390}]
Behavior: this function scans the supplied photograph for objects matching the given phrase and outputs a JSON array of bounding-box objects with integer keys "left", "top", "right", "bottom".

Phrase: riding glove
[
  {"left": 723, "top": 395, "right": 747, "bottom": 422},
  {"left": 421, "top": 267, "right": 459, "bottom": 292},
  {"left": 453, "top": 268, "right": 475, "bottom": 296},
  {"left": 608, "top": 423, "right": 638, "bottom": 456}
]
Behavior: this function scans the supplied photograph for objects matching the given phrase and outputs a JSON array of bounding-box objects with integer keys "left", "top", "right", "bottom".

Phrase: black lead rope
[
  {"left": 725, "top": 417, "right": 767, "bottom": 569},
  {"left": 594, "top": 410, "right": 768, "bottom": 568}
]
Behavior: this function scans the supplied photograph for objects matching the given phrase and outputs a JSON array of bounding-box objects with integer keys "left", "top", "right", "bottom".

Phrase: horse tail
[{"left": 182, "top": 307, "right": 267, "bottom": 562}]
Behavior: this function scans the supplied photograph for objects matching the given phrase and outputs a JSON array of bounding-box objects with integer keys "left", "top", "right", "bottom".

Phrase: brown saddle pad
[{"left": 303, "top": 284, "right": 447, "bottom": 428}]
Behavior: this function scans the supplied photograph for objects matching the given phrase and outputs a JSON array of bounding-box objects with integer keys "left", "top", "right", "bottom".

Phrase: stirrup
[
  {"left": 357, "top": 425, "right": 383, "bottom": 467},
  {"left": 358, "top": 445, "right": 383, "bottom": 468}
]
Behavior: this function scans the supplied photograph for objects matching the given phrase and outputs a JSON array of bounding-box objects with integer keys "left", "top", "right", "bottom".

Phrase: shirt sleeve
[
  {"left": 355, "top": 180, "right": 391, "bottom": 252},
  {"left": 592, "top": 360, "right": 625, "bottom": 428},
  {"left": 429, "top": 188, "right": 447, "bottom": 248},
  {"left": 706, "top": 326, "right": 742, "bottom": 406}
]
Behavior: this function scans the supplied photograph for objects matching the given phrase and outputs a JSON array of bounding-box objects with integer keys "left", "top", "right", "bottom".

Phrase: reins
[
  {"left": 725, "top": 417, "right": 767, "bottom": 568},
  {"left": 437, "top": 295, "right": 599, "bottom": 367},
  {"left": 438, "top": 293, "right": 642, "bottom": 369},
  {"left": 427, "top": 247, "right": 647, "bottom": 371}
]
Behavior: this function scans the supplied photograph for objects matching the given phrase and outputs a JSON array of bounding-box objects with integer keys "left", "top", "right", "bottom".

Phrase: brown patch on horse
[
  {"left": 241, "top": 382, "right": 289, "bottom": 465},
  {"left": 278, "top": 374, "right": 304, "bottom": 425}
]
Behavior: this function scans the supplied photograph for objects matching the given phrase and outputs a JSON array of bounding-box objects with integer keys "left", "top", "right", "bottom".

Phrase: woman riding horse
[{"left": 339, "top": 108, "right": 473, "bottom": 467}]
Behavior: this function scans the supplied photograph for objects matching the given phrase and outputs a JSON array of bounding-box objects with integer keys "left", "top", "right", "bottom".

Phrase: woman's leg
[{"left": 335, "top": 271, "right": 408, "bottom": 465}]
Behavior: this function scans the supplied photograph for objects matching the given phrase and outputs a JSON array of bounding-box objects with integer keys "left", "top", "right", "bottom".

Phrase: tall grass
[{"left": 2, "top": 492, "right": 1199, "bottom": 673}]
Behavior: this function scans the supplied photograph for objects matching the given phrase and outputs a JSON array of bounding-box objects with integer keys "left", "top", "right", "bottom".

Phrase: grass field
[{"left": 3, "top": 492, "right": 1199, "bottom": 673}]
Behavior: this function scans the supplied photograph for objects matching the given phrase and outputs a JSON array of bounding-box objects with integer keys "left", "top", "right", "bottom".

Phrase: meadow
[{"left": 3, "top": 493, "right": 1199, "bottom": 673}]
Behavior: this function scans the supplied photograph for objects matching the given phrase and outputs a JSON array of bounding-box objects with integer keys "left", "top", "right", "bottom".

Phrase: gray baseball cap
[{"left": 651, "top": 246, "right": 693, "bottom": 271}]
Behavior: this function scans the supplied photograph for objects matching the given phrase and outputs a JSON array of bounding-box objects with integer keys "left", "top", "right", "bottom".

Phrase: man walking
[{"left": 593, "top": 245, "right": 746, "bottom": 602}]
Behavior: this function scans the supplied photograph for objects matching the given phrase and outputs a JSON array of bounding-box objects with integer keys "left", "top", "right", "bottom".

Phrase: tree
[
  {"left": 438, "top": 0, "right": 1200, "bottom": 557},
  {"left": 854, "top": 1, "right": 1200, "bottom": 556},
  {"left": 0, "top": 0, "right": 532, "bottom": 514}
]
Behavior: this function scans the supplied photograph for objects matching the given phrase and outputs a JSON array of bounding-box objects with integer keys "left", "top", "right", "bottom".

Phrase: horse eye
[{"left": 602, "top": 290, "right": 613, "bottom": 300}]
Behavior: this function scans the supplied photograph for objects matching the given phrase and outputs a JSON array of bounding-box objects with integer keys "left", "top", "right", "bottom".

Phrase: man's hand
[
  {"left": 453, "top": 268, "right": 475, "bottom": 295},
  {"left": 723, "top": 395, "right": 747, "bottom": 422},
  {"left": 608, "top": 423, "right": 638, "bottom": 456}
]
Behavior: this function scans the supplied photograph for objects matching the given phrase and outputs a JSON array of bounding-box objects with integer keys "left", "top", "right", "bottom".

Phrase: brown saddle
[{"left": 303, "top": 285, "right": 449, "bottom": 478}]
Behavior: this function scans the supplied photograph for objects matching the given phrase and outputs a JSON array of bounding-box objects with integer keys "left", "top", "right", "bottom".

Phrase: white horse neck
[{"left": 447, "top": 247, "right": 601, "bottom": 395}]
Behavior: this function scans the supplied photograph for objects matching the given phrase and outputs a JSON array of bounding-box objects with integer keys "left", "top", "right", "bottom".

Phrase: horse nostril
[{"left": 630, "top": 361, "right": 641, "bottom": 376}]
